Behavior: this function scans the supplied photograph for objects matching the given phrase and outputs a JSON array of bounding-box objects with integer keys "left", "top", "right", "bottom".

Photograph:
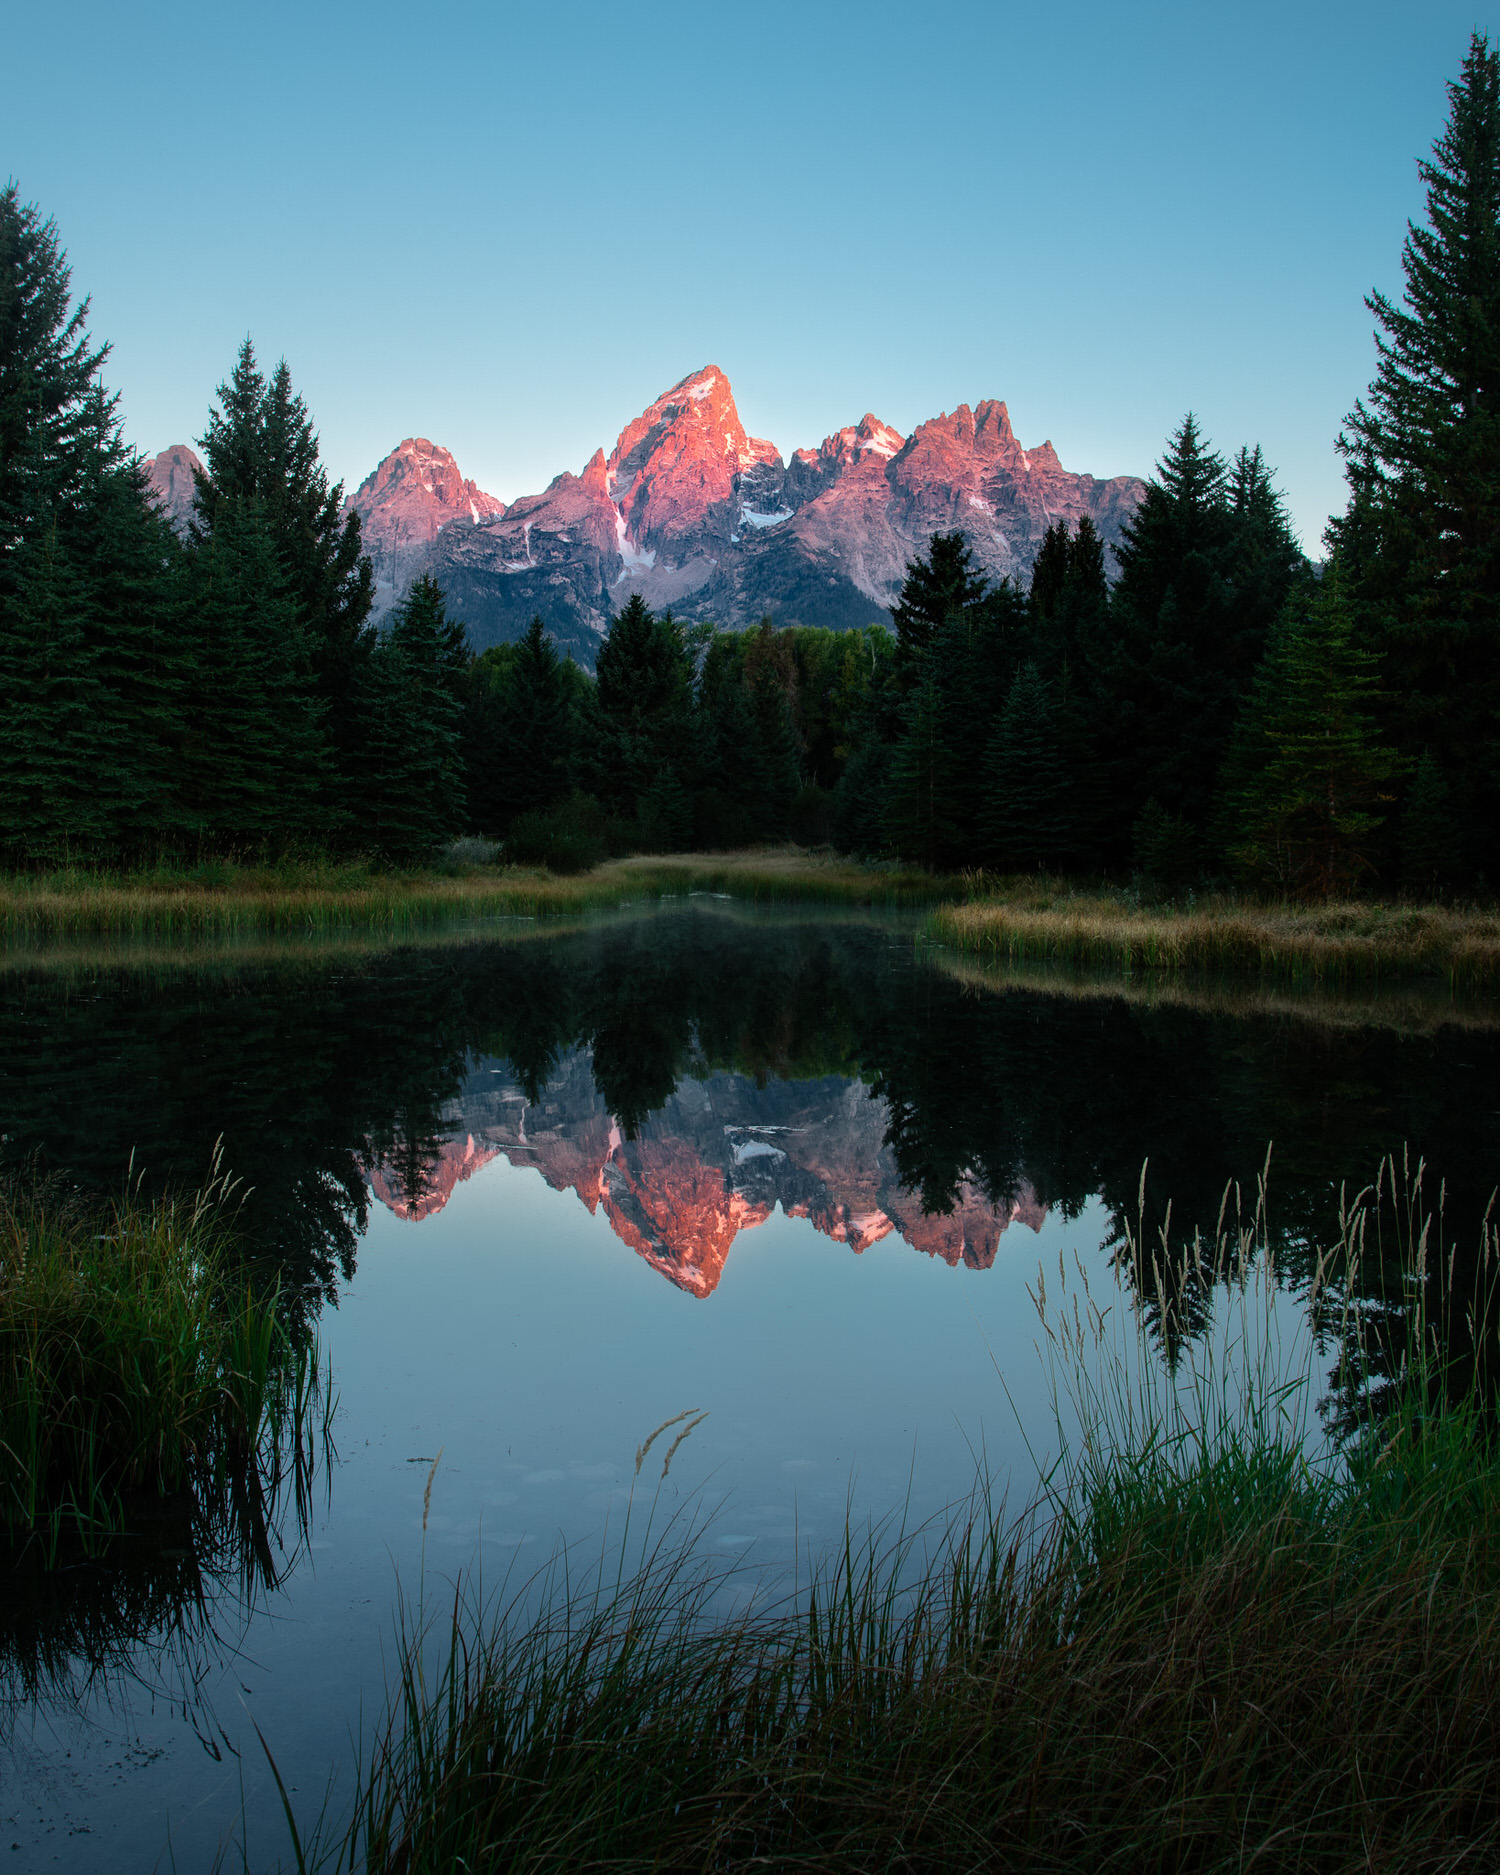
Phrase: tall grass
[
  {"left": 319, "top": 1150, "right": 1500, "bottom": 1873},
  {"left": 0, "top": 849, "right": 953, "bottom": 942},
  {"left": 932, "top": 886, "right": 1500, "bottom": 994},
  {"left": 0, "top": 1158, "right": 332, "bottom": 1557}
]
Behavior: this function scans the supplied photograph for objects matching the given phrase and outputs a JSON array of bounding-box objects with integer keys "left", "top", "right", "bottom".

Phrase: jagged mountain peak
[
  {"left": 348, "top": 437, "right": 505, "bottom": 539},
  {"left": 390, "top": 370, "right": 1149, "bottom": 662},
  {"left": 346, "top": 437, "right": 506, "bottom": 609},
  {"left": 604, "top": 364, "right": 777, "bottom": 555}
]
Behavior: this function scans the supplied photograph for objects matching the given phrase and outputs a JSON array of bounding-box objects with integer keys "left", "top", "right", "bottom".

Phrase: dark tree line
[
  {"left": 5, "top": 33, "right": 1500, "bottom": 894},
  {"left": 824, "top": 34, "right": 1500, "bottom": 896},
  {"left": 460, "top": 600, "right": 890, "bottom": 869},
  {"left": 463, "top": 36, "right": 1500, "bottom": 897},
  {"left": 7, "top": 908, "right": 1499, "bottom": 1400},
  {"left": 0, "top": 181, "right": 887, "bottom": 872},
  {"left": 0, "top": 195, "right": 467, "bottom": 867}
]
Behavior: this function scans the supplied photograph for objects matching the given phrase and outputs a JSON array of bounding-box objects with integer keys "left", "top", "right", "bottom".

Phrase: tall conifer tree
[
  {"left": 0, "top": 188, "right": 191, "bottom": 862},
  {"left": 590, "top": 594, "right": 694, "bottom": 823},
  {"left": 352, "top": 575, "right": 467, "bottom": 860},
  {"left": 1227, "top": 577, "right": 1404, "bottom": 898},
  {"left": 891, "top": 531, "right": 989, "bottom": 693},
  {"left": 1107, "top": 417, "right": 1305, "bottom": 858},
  {"left": 0, "top": 185, "right": 106, "bottom": 599},
  {"left": 483, "top": 615, "right": 574, "bottom": 829},
  {"left": 177, "top": 503, "right": 330, "bottom": 847},
  {"left": 982, "top": 662, "right": 1068, "bottom": 872},
  {"left": 194, "top": 340, "right": 375, "bottom": 813},
  {"left": 1332, "top": 31, "right": 1500, "bottom": 879}
]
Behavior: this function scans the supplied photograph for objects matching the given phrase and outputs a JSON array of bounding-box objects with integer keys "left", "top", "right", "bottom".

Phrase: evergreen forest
[{"left": 5, "top": 34, "right": 1500, "bottom": 894}]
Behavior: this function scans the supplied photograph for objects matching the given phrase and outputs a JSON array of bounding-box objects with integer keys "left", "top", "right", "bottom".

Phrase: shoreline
[
  {"left": 928, "top": 890, "right": 1500, "bottom": 995},
  {"left": 5, "top": 853, "right": 1500, "bottom": 998},
  {"left": 0, "top": 850, "right": 951, "bottom": 942}
]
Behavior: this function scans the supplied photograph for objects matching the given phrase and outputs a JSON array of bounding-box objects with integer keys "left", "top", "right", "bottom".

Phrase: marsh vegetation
[{"left": 325, "top": 1156, "right": 1500, "bottom": 1874}]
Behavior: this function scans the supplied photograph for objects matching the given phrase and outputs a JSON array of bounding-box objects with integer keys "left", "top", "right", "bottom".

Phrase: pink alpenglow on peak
[
  {"left": 346, "top": 437, "right": 506, "bottom": 550},
  {"left": 141, "top": 443, "right": 203, "bottom": 537},
  {"left": 345, "top": 437, "right": 505, "bottom": 610},
  {"left": 606, "top": 365, "right": 767, "bottom": 555},
  {"left": 382, "top": 364, "right": 1147, "bottom": 662}
]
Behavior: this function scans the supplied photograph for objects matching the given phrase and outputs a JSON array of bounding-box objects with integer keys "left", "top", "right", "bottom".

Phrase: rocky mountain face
[
  {"left": 344, "top": 437, "right": 506, "bottom": 614},
  {"left": 141, "top": 443, "right": 203, "bottom": 536},
  {"left": 151, "top": 368, "right": 1144, "bottom": 663},
  {"left": 348, "top": 366, "right": 1146, "bottom": 661},
  {"left": 363, "top": 1047, "right": 1044, "bottom": 1296}
]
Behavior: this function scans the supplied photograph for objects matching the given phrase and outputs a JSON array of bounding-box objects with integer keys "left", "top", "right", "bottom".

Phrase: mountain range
[
  {"left": 144, "top": 367, "right": 1146, "bottom": 665},
  {"left": 363, "top": 1047, "right": 1044, "bottom": 1298}
]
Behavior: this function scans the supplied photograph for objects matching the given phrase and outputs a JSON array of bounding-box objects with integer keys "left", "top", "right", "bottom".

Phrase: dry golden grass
[
  {"left": 931, "top": 889, "right": 1500, "bottom": 995},
  {"left": 0, "top": 849, "right": 948, "bottom": 944}
]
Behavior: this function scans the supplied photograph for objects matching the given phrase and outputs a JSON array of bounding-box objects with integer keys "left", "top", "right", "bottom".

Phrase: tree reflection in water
[
  {"left": 4, "top": 905, "right": 1500, "bottom": 1729},
  {"left": 3, "top": 901, "right": 1499, "bottom": 1378}
]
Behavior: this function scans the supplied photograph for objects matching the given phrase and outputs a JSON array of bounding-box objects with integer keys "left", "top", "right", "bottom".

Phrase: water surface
[{"left": 4, "top": 903, "right": 1498, "bottom": 1870}]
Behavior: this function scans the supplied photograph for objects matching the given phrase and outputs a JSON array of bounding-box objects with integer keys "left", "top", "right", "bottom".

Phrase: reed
[
  {"left": 322, "top": 1151, "right": 1500, "bottom": 1873},
  {"left": 0, "top": 1158, "right": 331, "bottom": 1554},
  {"left": 931, "top": 886, "right": 1500, "bottom": 994},
  {"left": 0, "top": 850, "right": 953, "bottom": 942}
]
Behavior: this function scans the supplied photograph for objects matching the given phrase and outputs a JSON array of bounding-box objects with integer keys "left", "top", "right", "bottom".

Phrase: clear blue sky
[{"left": 5, "top": 0, "right": 1493, "bottom": 550}]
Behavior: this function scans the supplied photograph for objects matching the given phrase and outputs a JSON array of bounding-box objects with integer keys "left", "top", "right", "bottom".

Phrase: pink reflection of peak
[
  {"left": 365, "top": 1134, "right": 498, "bottom": 1222},
  {"left": 362, "top": 1057, "right": 1046, "bottom": 1296}
]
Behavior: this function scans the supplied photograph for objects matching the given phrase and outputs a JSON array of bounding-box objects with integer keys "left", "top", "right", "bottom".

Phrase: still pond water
[{"left": 3, "top": 901, "right": 1499, "bottom": 1870}]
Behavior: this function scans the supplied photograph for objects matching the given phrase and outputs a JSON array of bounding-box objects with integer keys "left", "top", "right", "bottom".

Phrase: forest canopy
[{"left": 3, "top": 35, "right": 1499, "bottom": 895}]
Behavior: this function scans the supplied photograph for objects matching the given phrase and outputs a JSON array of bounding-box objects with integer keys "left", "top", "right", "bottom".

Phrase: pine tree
[
  {"left": 831, "top": 734, "right": 896, "bottom": 857},
  {"left": 741, "top": 619, "right": 802, "bottom": 835},
  {"left": 696, "top": 630, "right": 763, "bottom": 844},
  {"left": 177, "top": 502, "right": 331, "bottom": 848},
  {"left": 0, "top": 185, "right": 107, "bottom": 600},
  {"left": 1399, "top": 751, "right": 1463, "bottom": 895},
  {"left": 67, "top": 408, "right": 195, "bottom": 851},
  {"left": 1227, "top": 577, "right": 1404, "bottom": 899},
  {"left": 982, "top": 662, "right": 1068, "bottom": 872},
  {"left": 0, "top": 189, "right": 192, "bottom": 863},
  {"left": 589, "top": 594, "right": 694, "bottom": 822},
  {"left": 1027, "top": 521, "right": 1073, "bottom": 629},
  {"left": 351, "top": 575, "right": 466, "bottom": 860},
  {"left": 1025, "top": 514, "right": 1113, "bottom": 864},
  {"left": 194, "top": 339, "right": 375, "bottom": 812},
  {"left": 1107, "top": 416, "right": 1305, "bottom": 852},
  {"left": 1331, "top": 31, "right": 1500, "bottom": 877},
  {"left": 483, "top": 616, "right": 574, "bottom": 828},
  {"left": 884, "top": 671, "right": 951, "bottom": 867},
  {"left": 0, "top": 513, "right": 109, "bottom": 861},
  {"left": 891, "top": 531, "right": 989, "bottom": 692}
]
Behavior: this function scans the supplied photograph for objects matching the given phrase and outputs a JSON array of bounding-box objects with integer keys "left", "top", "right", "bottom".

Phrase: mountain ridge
[{"left": 149, "top": 366, "right": 1146, "bottom": 663}]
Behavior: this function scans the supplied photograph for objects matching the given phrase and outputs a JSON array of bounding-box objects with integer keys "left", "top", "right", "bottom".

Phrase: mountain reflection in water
[
  {"left": 8, "top": 904, "right": 1500, "bottom": 1873},
  {"left": 364, "top": 1050, "right": 1045, "bottom": 1294},
  {"left": 4, "top": 900, "right": 1500, "bottom": 1373}
]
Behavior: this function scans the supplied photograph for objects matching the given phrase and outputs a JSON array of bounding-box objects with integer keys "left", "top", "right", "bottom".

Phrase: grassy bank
[
  {"left": 0, "top": 850, "right": 952, "bottom": 942},
  {"left": 10, "top": 856, "right": 1500, "bottom": 1001},
  {"left": 313, "top": 1157, "right": 1500, "bottom": 1874},
  {"left": 0, "top": 1162, "right": 328, "bottom": 1553},
  {"left": 932, "top": 887, "right": 1500, "bottom": 995}
]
